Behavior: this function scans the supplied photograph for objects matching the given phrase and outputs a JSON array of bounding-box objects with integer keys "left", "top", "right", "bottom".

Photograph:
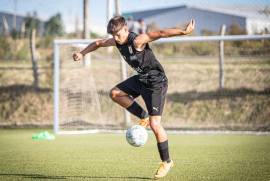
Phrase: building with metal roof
[{"left": 123, "top": 5, "right": 270, "bottom": 35}]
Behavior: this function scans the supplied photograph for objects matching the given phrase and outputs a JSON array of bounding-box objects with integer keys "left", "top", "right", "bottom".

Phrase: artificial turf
[{"left": 0, "top": 129, "right": 269, "bottom": 181}]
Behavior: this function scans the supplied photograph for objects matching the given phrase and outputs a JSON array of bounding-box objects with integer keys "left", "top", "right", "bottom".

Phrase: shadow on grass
[
  {"left": 0, "top": 173, "right": 153, "bottom": 180},
  {"left": 167, "top": 87, "right": 270, "bottom": 103}
]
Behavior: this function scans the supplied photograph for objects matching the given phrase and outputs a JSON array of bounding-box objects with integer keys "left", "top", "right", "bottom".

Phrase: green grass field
[{"left": 0, "top": 129, "right": 270, "bottom": 181}]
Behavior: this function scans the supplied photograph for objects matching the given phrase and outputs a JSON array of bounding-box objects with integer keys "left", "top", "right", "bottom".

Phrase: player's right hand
[{"left": 73, "top": 52, "right": 83, "bottom": 61}]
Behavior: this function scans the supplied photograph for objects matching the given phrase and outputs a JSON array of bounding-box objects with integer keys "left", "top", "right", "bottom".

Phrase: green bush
[
  {"left": 190, "top": 42, "right": 217, "bottom": 56},
  {"left": 0, "top": 37, "right": 12, "bottom": 59},
  {"left": 0, "top": 38, "right": 30, "bottom": 61},
  {"left": 152, "top": 42, "right": 218, "bottom": 56},
  {"left": 37, "top": 36, "right": 53, "bottom": 49},
  {"left": 15, "top": 46, "right": 29, "bottom": 60},
  {"left": 225, "top": 40, "right": 270, "bottom": 56}
]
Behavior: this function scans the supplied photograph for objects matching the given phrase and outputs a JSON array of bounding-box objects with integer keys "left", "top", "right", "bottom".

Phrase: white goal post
[{"left": 53, "top": 34, "right": 270, "bottom": 134}]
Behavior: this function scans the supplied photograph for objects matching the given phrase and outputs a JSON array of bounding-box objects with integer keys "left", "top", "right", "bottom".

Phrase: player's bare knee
[{"left": 149, "top": 118, "right": 161, "bottom": 131}]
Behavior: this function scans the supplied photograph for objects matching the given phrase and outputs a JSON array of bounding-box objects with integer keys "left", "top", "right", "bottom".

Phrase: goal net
[{"left": 53, "top": 40, "right": 128, "bottom": 134}]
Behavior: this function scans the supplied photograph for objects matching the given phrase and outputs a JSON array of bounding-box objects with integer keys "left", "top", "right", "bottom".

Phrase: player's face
[{"left": 112, "top": 26, "right": 129, "bottom": 45}]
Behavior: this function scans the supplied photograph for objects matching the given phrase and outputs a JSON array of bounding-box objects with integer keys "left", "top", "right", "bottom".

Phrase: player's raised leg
[
  {"left": 149, "top": 116, "right": 173, "bottom": 179},
  {"left": 109, "top": 87, "right": 149, "bottom": 126},
  {"left": 109, "top": 87, "right": 133, "bottom": 108}
]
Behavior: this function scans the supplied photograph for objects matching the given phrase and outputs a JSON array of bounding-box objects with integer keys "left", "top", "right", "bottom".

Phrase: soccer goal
[
  {"left": 53, "top": 39, "right": 132, "bottom": 134},
  {"left": 53, "top": 34, "right": 270, "bottom": 134}
]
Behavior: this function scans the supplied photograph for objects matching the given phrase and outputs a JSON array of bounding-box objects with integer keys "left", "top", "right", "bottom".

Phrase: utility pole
[
  {"left": 83, "top": 0, "right": 91, "bottom": 66},
  {"left": 13, "top": 0, "right": 17, "bottom": 31},
  {"left": 107, "top": 0, "right": 113, "bottom": 22},
  {"left": 83, "top": 0, "right": 90, "bottom": 39},
  {"left": 114, "top": 0, "right": 121, "bottom": 16},
  {"left": 107, "top": 0, "right": 113, "bottom": 53}
]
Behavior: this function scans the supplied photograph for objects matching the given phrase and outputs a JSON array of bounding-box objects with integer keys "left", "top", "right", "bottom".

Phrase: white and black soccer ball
[{"left": 126, "top": 125, "right": 148, "bottom": 147}]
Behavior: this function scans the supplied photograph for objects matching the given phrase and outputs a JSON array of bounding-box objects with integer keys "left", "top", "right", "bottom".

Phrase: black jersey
[{"left": 115, "top": 32, "right": 167, "bottom": 88}]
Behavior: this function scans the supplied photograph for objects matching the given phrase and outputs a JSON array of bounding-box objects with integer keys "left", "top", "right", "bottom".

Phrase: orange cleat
[
  {"left": 138, "top": 117, "right": 150, "bottom": 128},
  {"left": 154, "top": 160, "right": 174, "bottom": 179}
]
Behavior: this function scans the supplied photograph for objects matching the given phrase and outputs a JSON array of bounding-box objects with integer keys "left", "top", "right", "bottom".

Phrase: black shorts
[{"left": 116, "top": 75, "right": 168, "bottom": 116}]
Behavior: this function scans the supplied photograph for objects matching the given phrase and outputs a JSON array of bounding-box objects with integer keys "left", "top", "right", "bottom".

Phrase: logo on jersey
[
  {"left": 134, "top": 67, "right": 143, "bottom": 73},
  {"left": 130, "top": 55, "right": 137, "bottom": 61}
]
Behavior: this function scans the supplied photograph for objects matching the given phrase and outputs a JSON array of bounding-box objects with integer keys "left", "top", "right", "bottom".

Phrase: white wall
[{"left": 246, "top": 18, "right": 270, "bottom": 34}]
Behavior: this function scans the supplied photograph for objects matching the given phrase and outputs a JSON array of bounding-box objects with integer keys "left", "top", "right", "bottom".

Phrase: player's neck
[{"left": 123, "top": 32, "right": 129, "bottom": 44}]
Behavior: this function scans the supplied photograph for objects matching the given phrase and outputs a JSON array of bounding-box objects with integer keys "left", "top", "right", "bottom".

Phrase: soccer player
[{"left": 73, "top": 16, "right": 195, "bottom": 179}]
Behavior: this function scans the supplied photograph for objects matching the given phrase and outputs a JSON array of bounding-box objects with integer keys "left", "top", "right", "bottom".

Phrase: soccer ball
[{"left": 126, "top": 125, "right": 148, "bottom": 147}]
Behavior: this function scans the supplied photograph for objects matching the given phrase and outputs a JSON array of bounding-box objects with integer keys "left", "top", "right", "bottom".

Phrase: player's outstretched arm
[
  {"left": 73, "top": 38, "right": 116, "bottom": 61},
  {"left": 134, "top": 19, "right": 195, "bottom": 50}
]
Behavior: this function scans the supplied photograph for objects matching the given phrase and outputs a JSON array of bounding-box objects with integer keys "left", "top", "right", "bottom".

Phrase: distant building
[
  {"left": 0, "top": 11, "right": 44, "bottom": 36},
  {"left": 123, "top": 5, "right": 270, "bottom": 35}
]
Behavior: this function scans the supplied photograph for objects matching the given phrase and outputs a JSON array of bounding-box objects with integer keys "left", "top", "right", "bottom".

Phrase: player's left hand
[{"left": 184, "top": 19, "right": 195, "bottom": 35}]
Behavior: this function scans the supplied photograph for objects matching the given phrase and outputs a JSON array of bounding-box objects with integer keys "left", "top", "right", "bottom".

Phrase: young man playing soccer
[{"left": 73, "top": 16, "right": 195, "bottom": 179}]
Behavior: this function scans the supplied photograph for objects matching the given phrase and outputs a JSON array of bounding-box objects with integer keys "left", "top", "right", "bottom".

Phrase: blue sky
[{"left": 0, "top": 0, "right": 269, "bottom": 34}]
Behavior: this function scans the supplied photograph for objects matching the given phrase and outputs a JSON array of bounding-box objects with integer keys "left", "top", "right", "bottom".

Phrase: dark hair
[{"left": 107, "top": 16, "right": 127, "bottom": 34}]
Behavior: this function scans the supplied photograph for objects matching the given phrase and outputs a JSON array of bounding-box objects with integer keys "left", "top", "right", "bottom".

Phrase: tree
[
  {"left": 227, "top": 23, "right": 246, "bottom": 47},
  {"left": 25, "top": 11, "right": 41, "bottom": 36},
  {"left": 44, "top": 13, "right": 64, "bottom": 36},
  {"left": 228, "top": 23, "right": 246, "bottom": 35},
  {"left": 30, "top": 29, "right": 39, "bottom": 89},
  {"left": 259, "top": 6, "right": 270, "bottom": 17}
]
